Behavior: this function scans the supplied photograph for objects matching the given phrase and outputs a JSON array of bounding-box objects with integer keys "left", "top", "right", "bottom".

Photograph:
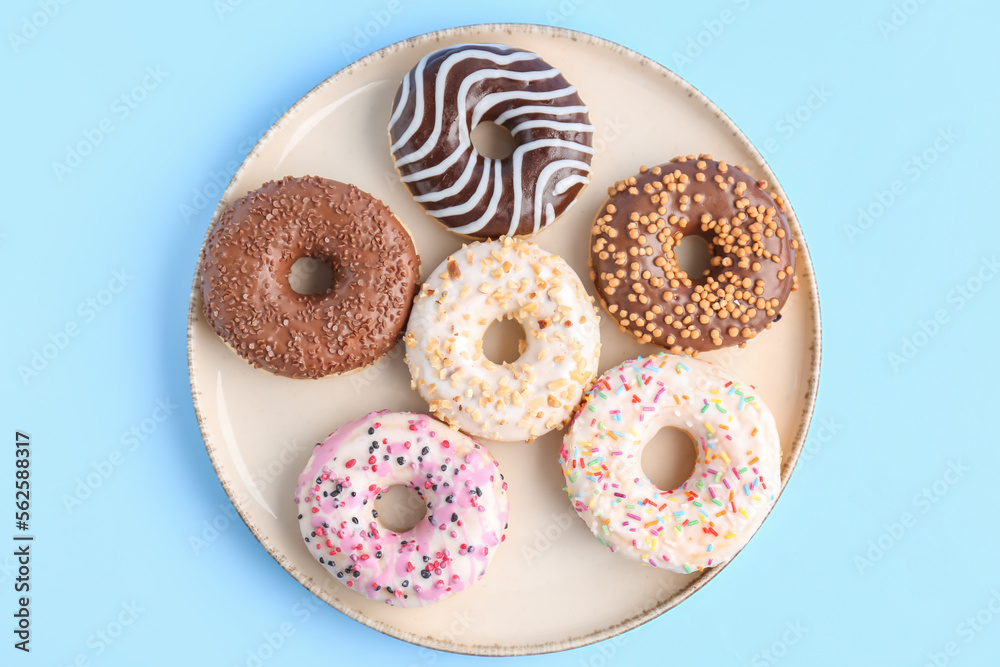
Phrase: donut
[
  {"left": 294, "top": 411, "right": 509, "bottom": 607},
  {"left": 589, "top": 155, "right": 798, "bottom": 353},
  {"left": 388, "top": 43, "right": 594, "bottom": 239},
  {"left": 559, "top": 353, "right": 781, "bottom": 573},
  {"left": 200, "top": 176, "right": 420, "bottom": 378},
  {"left": 404, "top": 237, "right": 601, "bottom": 442}
]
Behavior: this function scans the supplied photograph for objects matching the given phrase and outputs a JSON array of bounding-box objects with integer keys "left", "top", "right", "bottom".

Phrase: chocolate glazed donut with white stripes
[{"left": 388, "top": 43, "right": 594, "bottom": 239}]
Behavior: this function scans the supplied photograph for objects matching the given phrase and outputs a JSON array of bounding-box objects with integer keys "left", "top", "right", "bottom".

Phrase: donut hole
[
  {"left": 471, "top": 121, "right": 517, "bottom": 160},
  {"left": 482, "top": 315, "right": 527, "bottom": 365},
  {"left": 374, "top": 485, "right": 427, "bottom": 533},
  {"left": 288, "top": 257, "right": 335, "bottom": 295},
  {"left": 673, "top": 235, "right": 713, "bottom": 280},
  {"left": 641, "top": 427, "right": 698, "bottom": 492}
]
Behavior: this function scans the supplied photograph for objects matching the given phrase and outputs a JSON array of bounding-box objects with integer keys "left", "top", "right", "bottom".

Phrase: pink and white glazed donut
[
  {"left": 559, "top": 353, "right": 781, "bottom": 574},
  {"left": 294, "top": 411, "right": 509, "bottom": 606}
]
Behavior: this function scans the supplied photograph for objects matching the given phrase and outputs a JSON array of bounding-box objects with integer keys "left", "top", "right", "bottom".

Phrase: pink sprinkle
[
  {"left": 732, "top": 467, "right": 741, "bottom": 479},
  {"left": 723, "top": 479, "right": 732, "bottom": 490},
  {"left": 614, "top": 492, "right": 626, "bottom": 498},
  {"left": 709, "top": 487, "right": 717, "bottom": 499},
  {"left": 627, "top": 513, "right": 641, "bottom": 521}
]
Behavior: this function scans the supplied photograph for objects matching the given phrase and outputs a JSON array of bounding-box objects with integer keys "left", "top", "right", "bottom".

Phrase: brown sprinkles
[{"left": 200, "top": 175, "right": 420, "bottom": 378}]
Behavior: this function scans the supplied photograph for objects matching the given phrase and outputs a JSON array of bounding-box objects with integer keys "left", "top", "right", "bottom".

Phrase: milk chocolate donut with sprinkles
[
  {"left": 589, "top": 155, "right": 798, "bottom": 353},
  {"left": 295, "top": 411, "right": 509, "bottom": 607},
  {"left": 199, "top": 176, "right": 420, "bottom": 378}
]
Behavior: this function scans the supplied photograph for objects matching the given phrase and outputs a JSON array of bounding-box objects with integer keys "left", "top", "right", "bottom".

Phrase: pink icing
[{"left": 294, "top": 411, "right": 508, "bottom": 606}]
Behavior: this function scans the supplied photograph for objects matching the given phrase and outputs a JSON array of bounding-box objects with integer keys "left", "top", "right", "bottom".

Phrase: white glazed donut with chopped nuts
[{"left": 404, "top": 237, "right": 601, "bottom": 442}]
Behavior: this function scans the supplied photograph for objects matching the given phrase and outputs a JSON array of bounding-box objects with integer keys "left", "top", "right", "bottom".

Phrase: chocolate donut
[
  {"left": 589, "top": 156, "right": 797, "bottom": 353},
  {"left": 200, "top": 176, "right": 420, "bottom": 378},
  {"left": 388, "top": 43, "right": 594, "bottom": 239}
]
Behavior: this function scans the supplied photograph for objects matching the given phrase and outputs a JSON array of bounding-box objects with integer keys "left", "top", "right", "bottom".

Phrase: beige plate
[{"left": 187, "top": 23, "right": 821, "bottom": 657}]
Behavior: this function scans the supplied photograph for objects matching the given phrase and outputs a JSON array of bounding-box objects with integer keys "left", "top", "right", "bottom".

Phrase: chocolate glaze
[
  {"left": 200, "top": 176, "right": 420, "bottom": 378},
  {"left": 589, "top": 157, "right": 797, "bottom": 353},
  {"left": 389, "top": 43, "right": 593, "bottom": 239}
]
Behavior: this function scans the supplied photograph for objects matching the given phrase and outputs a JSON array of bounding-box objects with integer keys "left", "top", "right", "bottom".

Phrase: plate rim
[{"left": 186, "top": 21, "right": 823, "bottom": 657}]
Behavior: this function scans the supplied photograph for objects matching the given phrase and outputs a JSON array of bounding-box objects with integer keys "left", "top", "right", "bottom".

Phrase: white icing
[
  {"left": 509, "top": 119, "right": 595, "bottom": 135},
  {"left": 404, "top": 238, "right": 601, "bottom": 442},
  {"left": 493, "top": 104, "right": 590, "bottom": 126},
  {"left": 560, "top": 354, "right": 782, "bottom": 573},
  {"left": 531, "top": 159, "right": 593, "bottom": 233},
  {"left": 395, "top": 65, "right": 560, "bottom": 168},
  {"left": 449, "top": 160, "right": 504, "bottom": 235},
  {"left": 390, "top": 46, "right": 530, "bottom": 155},
  {"left": 389, "top": 44, "right": 593, "bottom": 237}
]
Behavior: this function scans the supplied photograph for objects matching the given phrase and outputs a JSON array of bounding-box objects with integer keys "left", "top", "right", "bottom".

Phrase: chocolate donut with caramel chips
[
  {"left": 199, "top": 175, "right": 420, "bottom": 378},
  {"left": 589, "top": 155, "right": 797, "bottom": 353}
]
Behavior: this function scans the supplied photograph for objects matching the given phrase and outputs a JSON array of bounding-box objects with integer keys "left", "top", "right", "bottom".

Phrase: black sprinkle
[
  {"left": 351, "top": 517, "right": 359, "bottom": 524},
  {"left": 396, "top": 456, "right": 405, "bottom": 465},
  {"left": 451, "top": 513, "right": 458, "bottom": 523},
  {"left": 368, "top": 427, "right": 375, "bottom": 435},
  {"left": 421, "top": 446, "right": 430, "bottom": 456},
  {"left": 420, "top": 570, "right": 431, "bottom": 579}
]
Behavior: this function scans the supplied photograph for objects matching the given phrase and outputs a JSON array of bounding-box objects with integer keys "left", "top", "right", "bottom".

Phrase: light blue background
[{"left": 3, "top": 0, "right": 998, "bottom": 665}]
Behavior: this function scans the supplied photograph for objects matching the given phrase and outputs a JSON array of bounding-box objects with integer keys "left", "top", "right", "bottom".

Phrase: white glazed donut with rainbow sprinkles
[
  {"left": 559, "top": 353, "right": 781, "bottom": 573},
  {"left": 295, "top": 411, "right": 508, "bottom": 607}
]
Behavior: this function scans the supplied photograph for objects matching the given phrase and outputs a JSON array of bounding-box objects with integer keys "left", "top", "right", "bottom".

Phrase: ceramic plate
[{"left": 187, "top": 23, "right": 821, "bottom": 656}]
